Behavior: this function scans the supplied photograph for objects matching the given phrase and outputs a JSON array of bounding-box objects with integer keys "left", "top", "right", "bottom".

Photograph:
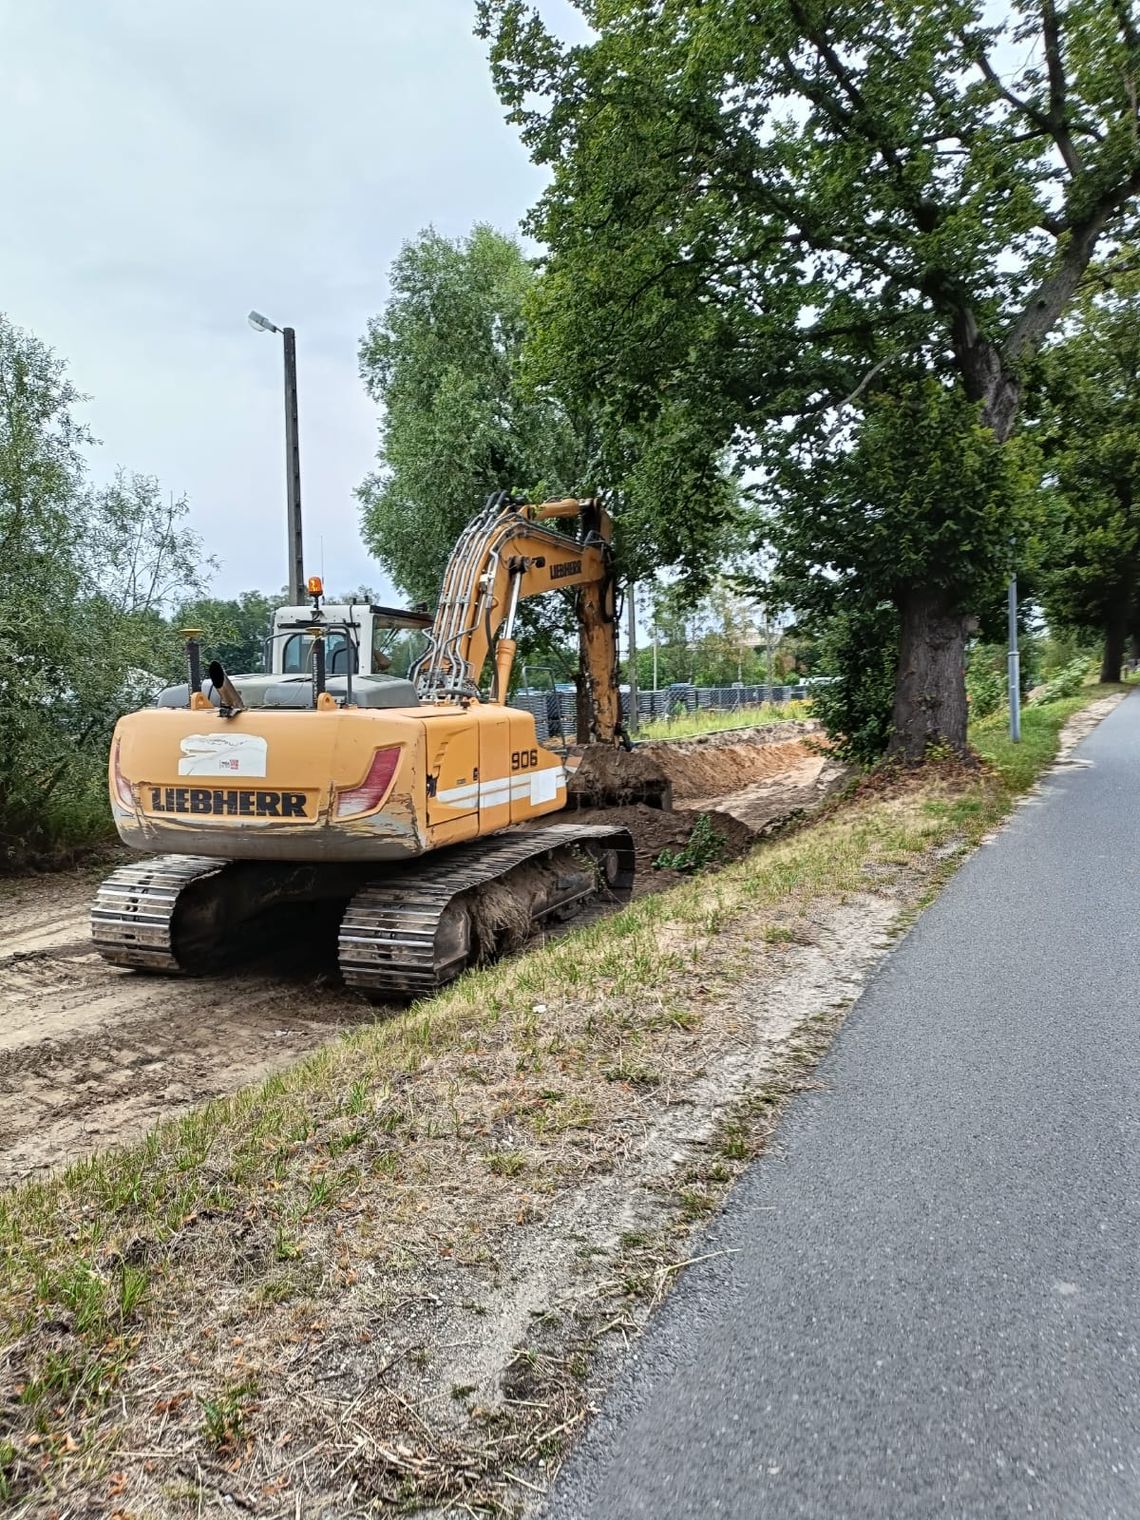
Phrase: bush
[
  {"left": 1030, "top": 657, "right": 1093, "bottom": 705},
  {"left": 966, "top": 649, "right": 1005, "bottom": 718},
  {"left": 810, "top": 602, "right": 899, "bottom": 766},
  {"left": 654, "top": 814, "right": 726, "bottom": 872}
]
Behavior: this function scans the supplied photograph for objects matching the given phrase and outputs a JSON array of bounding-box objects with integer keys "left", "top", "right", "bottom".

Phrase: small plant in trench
[{"left": 654, "top": 813, "right": 727, "bottom": 873}]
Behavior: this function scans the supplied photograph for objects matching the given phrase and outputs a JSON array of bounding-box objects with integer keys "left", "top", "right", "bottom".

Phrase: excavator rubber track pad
[
  {"left": 338, "top": 822, "right": 634, "bottom": 998},
  {"left": 91, "top": 855, "right": 227, "bottom": 972}
]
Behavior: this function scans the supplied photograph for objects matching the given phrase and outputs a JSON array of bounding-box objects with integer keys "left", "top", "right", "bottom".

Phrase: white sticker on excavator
[
  {"left": 177, "top": 733, "right": 268, "bottom": 778},
  {"left": 530, "top": 767, "right": 563, "bottom": 805}
]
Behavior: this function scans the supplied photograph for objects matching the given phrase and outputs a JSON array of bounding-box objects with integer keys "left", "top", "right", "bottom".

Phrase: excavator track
[
  {"left": 91, "top": 824, "right": 634, "bottom": 993},
  {"left": 338, "top": 822, "right": 634, "bottom": 997},
  {"left": 91, "top": 855, "right": 227, "bottom": 972}
]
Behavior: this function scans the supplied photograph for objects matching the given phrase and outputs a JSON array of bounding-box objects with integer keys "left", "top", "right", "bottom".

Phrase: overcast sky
[{"left": 0, "top": 0, "right": 583, "bottom": 602}]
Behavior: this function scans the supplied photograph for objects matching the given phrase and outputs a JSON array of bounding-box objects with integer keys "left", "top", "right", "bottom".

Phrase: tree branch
[
  {"left": 1111, "top": 0, "right": 1140, "bottom": 58},
  {"left": 1040, "top": 0, "right": 1082, "bottom": 175},
  {"left": 1005, "top": 161, "right": 1140, "bottom": 363},
  {"left": 964, "top": 35, "right": 1045, "bottom": 127}
]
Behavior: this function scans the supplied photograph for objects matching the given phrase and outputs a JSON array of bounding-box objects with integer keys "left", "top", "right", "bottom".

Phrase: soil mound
[{"left": 564, "top": 721, "right": 823, "bottom": 809}]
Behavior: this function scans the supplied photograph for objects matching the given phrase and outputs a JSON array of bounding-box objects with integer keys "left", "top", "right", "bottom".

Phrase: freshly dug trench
[{"left": 564, "top": 721, "right": 824, "bottom": 810}]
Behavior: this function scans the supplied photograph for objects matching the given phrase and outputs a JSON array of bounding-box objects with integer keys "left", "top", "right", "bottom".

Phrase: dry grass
[{"left": 0, "top": 689, "right": 1117, "bottom": 1517}]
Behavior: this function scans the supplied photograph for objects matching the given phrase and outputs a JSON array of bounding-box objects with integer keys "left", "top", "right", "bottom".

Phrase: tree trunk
[
  {"left": 1100, "top": 587, "right": 1131, "bottom": 683},
  {"left": 574, "top": 644, "right": 591, "bottom": 745},
  {"left": 887, "top": 589, "right": 970, "bottom": 761}
]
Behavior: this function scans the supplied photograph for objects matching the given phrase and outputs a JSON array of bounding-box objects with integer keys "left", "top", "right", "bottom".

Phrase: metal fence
[{"left": 515, "top": 684, "right": 811, "bottom": 742}]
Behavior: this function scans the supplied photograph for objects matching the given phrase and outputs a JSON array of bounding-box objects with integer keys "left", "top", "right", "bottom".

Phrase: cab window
[{"left": 281, "top": 630, "right": 356, "bottom": 675}]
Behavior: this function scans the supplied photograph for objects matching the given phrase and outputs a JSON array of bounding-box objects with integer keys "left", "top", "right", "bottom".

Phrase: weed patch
[{"left": 653, "top": 812, "right": 727, "bottom": 872}]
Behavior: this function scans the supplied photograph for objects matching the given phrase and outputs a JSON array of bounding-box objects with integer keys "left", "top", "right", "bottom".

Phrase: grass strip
[
  {"left": 637, "top": 700, "right": 813, "bottom": 740},
  {"left": 0, "top": 685, "right": 1122, "bottom": 1514}
]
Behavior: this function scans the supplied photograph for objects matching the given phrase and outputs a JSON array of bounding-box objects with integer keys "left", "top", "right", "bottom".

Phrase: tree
[
  {"left": 769, "top": 376, "right": 1039, "bottom": 754},
  {"left": 174, "top": 590, "right": 277, "bottom": 675},
  {"left": 0, "top": 315, "right": 211, "bottom": 862},
  {"left": 479, "top": 0, "right": 1140, "bottom": 758},
  {"left": 357, "top": 225, "right": 588, "bottom": 605},
  {"left": 1033, "top": 266, "right": 1140, "bottom": 681},
  {"left": 0, "top": 315, "right": 92, "bottom": 855},
  {"left": 85, "top": 470, "right": 212, "bottom": 619}
]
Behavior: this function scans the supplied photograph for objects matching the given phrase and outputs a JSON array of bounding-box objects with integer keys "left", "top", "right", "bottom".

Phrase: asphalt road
[{"left": 547, "top": 693, "right": 1140, "bottom": 1520}]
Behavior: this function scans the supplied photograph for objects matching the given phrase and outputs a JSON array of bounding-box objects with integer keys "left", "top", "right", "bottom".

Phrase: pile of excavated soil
[
  {"left": 566, "top": 744, "right": 674, "bottom": 808},
  {"left": 558, "top": 723, "right": 847, "bottom": 895},
  {"left": 569, "top": 803, "right": 759, "bottom": 890},
  {"left": 645, "top": 722, "right": 822, "bottom": 799}
]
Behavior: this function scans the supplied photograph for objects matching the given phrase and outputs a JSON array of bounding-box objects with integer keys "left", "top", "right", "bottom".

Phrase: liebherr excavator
[{"left": 91, "top": 494, "right": 637, "bottom": 996}]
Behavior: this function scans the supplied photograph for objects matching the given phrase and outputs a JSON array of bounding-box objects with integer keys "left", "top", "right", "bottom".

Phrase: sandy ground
[
  {"left": 0, "top": 876, "right": 383, "bottom": 1186},
  {"left": 0, "top": 728, "right": 845, "bottom": 1189}
]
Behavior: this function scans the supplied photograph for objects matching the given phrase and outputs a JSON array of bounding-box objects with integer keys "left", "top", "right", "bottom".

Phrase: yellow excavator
[{"left": 91, "top": 493, "right": 638, "bottom": 996}]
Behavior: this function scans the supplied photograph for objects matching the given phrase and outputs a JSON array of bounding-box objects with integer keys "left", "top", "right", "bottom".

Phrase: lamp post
[
  {"left": 1008, "top": 575, "right": 1021, "bottom": 742},
  {"left": 248, "top": 310, "right": 304, "bottom": 604}
]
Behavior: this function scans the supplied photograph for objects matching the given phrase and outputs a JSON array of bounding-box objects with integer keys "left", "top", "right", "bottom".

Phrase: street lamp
[{"left": 248, "top": 309, "right": 304, "bottom": 604}]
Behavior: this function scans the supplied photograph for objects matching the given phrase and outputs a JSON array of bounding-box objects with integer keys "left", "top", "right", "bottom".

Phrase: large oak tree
[
  {"left": 1033, "top": 266, "right": 1140, "bottom": 680},
  {"left": 479, "top": 0, "right": 1140, "bottom": 757}
]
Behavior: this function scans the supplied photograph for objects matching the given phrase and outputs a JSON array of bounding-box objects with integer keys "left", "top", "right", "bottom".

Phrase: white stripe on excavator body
[{"left": 436, "top": 769, "right": 567, "bottom": 808}]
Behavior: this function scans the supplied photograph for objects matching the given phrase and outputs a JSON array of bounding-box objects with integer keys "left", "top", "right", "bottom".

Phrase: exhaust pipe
[{"left": 207, "top": 660, "right": 245, "bottom": 718}]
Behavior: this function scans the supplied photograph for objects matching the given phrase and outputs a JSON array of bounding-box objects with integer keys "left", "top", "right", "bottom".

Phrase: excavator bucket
[{"left": 563, "top": 745, "right": 673, "bottom": 811}]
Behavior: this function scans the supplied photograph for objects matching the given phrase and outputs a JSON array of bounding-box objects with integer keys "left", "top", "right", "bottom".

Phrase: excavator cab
[{"left": 268, "top": 601, "right": 433, "bottom": 679}]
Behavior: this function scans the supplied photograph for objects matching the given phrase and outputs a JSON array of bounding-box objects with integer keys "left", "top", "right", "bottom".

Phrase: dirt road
[
  {"left": 0, "top": 872, "right": 381, "bottom": 1185},
  {"left": 0, "top": 725, "right": 844, "bottom": 1188}
]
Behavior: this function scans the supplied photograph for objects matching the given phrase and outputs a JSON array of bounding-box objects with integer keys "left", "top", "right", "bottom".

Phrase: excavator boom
[{"left": 413, "top": 492, "right": 623, "bottom": 742}]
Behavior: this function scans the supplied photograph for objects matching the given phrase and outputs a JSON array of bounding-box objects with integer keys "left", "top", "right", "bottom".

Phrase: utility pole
[
  {"left": 1008, "top": 576, "right": 1021, "bottom": 742},
  {"left": 282, "top": 327, "right": 304, "bottom": 605},
  {"left": 626, "top": 583, "right": 640, "bottom": 735},
  {"left": 249, "top": 310, "right": 305, "bottom": 604}
]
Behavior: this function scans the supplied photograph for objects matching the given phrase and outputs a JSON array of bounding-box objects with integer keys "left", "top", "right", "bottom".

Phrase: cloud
[{"left": 0, "top": 0, "right": 575, "bottom": 599}]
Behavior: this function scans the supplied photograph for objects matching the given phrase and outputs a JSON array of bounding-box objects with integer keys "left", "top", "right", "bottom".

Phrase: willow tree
[{"left": 479, "top": 0, "right": 1140, "bottom": 757}]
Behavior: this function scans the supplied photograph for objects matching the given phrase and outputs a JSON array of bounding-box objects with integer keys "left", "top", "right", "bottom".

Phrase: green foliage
[
  {"left": 479, "top": 0, "right": 1140, "bottom": 753},
  {"left": 1030, "top": 658, "right": 1093, "bottom": 705},
  {"left": 1036, "top": 628, "right": 1098, "bottom": 679},
  {"left": 0, "top": 315, "right": 211, "bottom": 865},
  {"left": 809, "top": 603, "right": 899, "bottom": 767},
  {"left": 357, "top": 225, "right": 587, "bottom": 608},
  {"left": 966, "top": 648, "right": 1006, "bottom": 720},
  {"left": 199, "top": 1378, "right": 259, "bottom": 1450},
  {"left": 174, "top": 590, "right": 277, "bottom": 674},
  {"left": 780, "top": 384, "right": 1031, "bottom": 609},
  {"left": 653, "top": 814, "right": 727, "bottom": 872},
  {"left": 1033, "top": 265, "right": 1140, "bottom": 678}
]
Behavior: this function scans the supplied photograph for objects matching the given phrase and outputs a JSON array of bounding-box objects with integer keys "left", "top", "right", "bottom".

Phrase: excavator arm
[{"left": 411, "top": 492, "right": 624, "bottom": 743}]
